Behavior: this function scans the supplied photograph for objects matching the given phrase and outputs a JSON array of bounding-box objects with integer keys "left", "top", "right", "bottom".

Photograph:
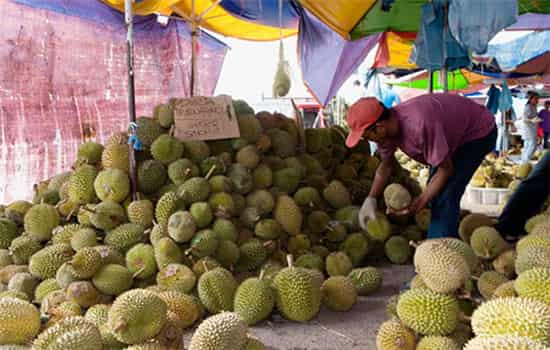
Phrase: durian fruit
[
  {"left": 69, "top": 246, "right": 102, "bottom": 279},
  {"left": 76, "top": 142, "right": 104, "bottom": 166},
  {"left": 384, "top": 183, "right": 412, "bottom": 211},
  {"left": 37, "top": 316, "right": 102, "bottom": 349},
  {"left": 321, "top": 276, "right": 357, "bottom": 312},
  {"left": 348, "top": 267, "right": 383, "bottom": 296},
  {"left": 0, "top": 297, "right": 41, "bottom": 345},
  {"left": 0, "top": 219, "right": 18, "bottom": 249},
  {"left": 376, "top": 318, "right": 416, "bottom": 350},
  {"left": 234, "top": 273, "right": 275, "bottom": 325},
  {"left": 384, "top": 236, "right": 411, "bottom": 264},
  {"left": 464, "top": 336, "right": 550, "bottom": 350},
  {"left": 5, "top": 200, "right": 33, "bottom": 225},
  {"left": 125, "top": 243, "right": 157, "bottom": 280},
  {"left": 68, "top": 164, "right": 98, "bottom": 204},
  {"left": 397, "top": 288, "right": 459, "bottom": 336},
  {"left": 516, "top": 234, "right": 550, "bottom": 254},
  {"left": 8, "top": 235, "right": 41, "bottom": 265},
  {"left": 29, "top": 243, "right": 74, "bottom": 279},
  {"left": 104, "top": 223, "right": 146, "bottom": 252},
  {"left": 7, "top": 272, "right": 39, "bottom": 300},
  {"left": 525, "top": 214, "right": 549, "bottom": 234},
  {"left": 24, "top": 203, "right": 60, "bottom": 242},
  {"left": 190, "top": 202, "right": 213, "bottom": 229},
  {"left": 438, "top": 238, "right": 480, "bottom": 273},
  {"left": 125, "top": 199, "right": 153, "bottom": 229},
  {"left": 102, "top": 144, "right": 130, "bottom": 172},
  {"left": 274, "top": 195, "right": 302, "bottom": 236},
  {"left": 136, "top": 117, "right": 163, "bottom": 149},
  {"left": 156, "top": 290, "right": 202, "bottom": 329},
  {"left": 87, "top": 200, "right": 126, "bottom": 231},
  {"left": 325, "top": 251, "right": 353, "bottom": 277},
  {"left": 34, "top": 278, "right": 60, "bottom": 303},
  {"left": 470, "top": 226, "right": 508, "bottom": 259},
  {"left": 322, "top": 180, "right": 351, "bottom": 209},
  {"left": 236, "top": 145, "right": 261, "bottom": 170},
  {"left": 0, "top": 248, "right": 12, "bottom": 268},
  {"left": 340, "top": 233, "right": 369, "bottom": 266},
  {"left": 246, "top": 190, "right": 275, "bottom": 216},
  {"left": 515, "top": 245, "right": 550, "bottom": 274},
  {"left": 154, "top": 237, "right": 184, "bottom": 269},
  {"left": 66, "top": 281, "right": 101, "bottom": 308},
  {"left": 366, "top": 213, "right": 392, "bottom": 242},
  {"left": 492, "top": 250, "right": 516, "bottom": 278},
  {"left": 413, "top": 240, "right": 470, "bottom": 294},
  {"left": 151, "top": 135, "right": 184, "bottom": 164},
  {"left": 188, "top": 312, "right": 248, "bottom": 350},
  {"left": 237, "top": 239, "right": 269, "bottom": 272},
  {"left": 108, "top": 289, "right": 167, "bottom": 345},
  {"left": 92, "top": 264, "right": 134, "bottom": 296},
  {"left": 166, "top": 211, "right": 196, "bottom": 244},
  {"left": 214, "top": 240, "right": 240, "bottom": 269},
  {"left": 93, "top": 245, "right": 125, "bottom": 265},
  {"left": 197, "top": 267, "right": 238, "bottom": 314},
  {"left": 254, "top": 219, "right": 282, "bottom": 240},
  {"left": 153, "top": 103, "right": 174, "bottom": 128},
  {"left": 273, "top": 168, "right": 301, "bottom": 194},
  {"left": 242, "top": 336, "right": 266, "bottom": 350},
  {"left": 180, "top": 140, "right": 210, "bottom": 163},
  {"left": 168, "top": 158, "right": 199, "bottom": 185},
  {"left": 93, "top": 169, "right": 130, "bottom": 203},
  {"left": 156, "top": 263, "right": 196, "bottom": 294},
  {"left": 477, "top": 271, "right": 509, "bottom": 299},
  {"left": 138, "top": 160, "right": 167, "bottom": 195},
  {"left": 492, "top": 281, "right": 517, "bottom": 299},
  {"left": 416, "top": 336, "right": 460, "bottom": 350},
  {"left": 155, "top": 191, "right": 185, "bottom": 227},
  {"left": 458, "top": 213, "right": 494, "bottom": 243},
  {"left": 295, "top": 253, "right": 324, "bottom": 272},
  {"left": 70, "top": 227, "right": 97, "bottom": 251},
  {"left": 515, "top": 268, "right": 550, "bottom": 306},
  {"left": 471, "top": 297, "right": 550, "bottom": 344},
  {"left": 294, "top": 187, "right": 322, "bottom": 209}
]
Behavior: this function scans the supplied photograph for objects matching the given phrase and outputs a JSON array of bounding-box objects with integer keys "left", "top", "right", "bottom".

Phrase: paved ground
[{"left": 184, "top": 264, "right": 415, "bottom": 350}]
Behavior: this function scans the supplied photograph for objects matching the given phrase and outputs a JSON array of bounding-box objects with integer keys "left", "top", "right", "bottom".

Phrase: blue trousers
[
  {"left": 427, "top": 127, "right": 497, "bottom": 238},
  {"left": 496, "top": 150, "right": 550, "bottom": 238}
]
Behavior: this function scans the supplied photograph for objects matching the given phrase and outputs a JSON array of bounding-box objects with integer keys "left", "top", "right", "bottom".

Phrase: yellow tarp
[
  {"left": 297, "top": 0, "right": 377, "bottom": 39},
  {"left": 386, "top": 32, "right": 416, "bottom": 69},
  {"left": 102, "top": 0, "right": 297, "bottom": 41}
]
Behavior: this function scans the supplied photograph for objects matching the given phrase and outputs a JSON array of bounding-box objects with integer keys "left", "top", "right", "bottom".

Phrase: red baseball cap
[{"left": 345, "top": 97, "right": 385, "bottom": 148}]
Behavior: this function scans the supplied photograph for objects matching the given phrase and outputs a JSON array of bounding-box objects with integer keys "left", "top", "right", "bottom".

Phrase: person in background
[
  {"left": 381, "top": 83, "right": 401, "bottom": 108},
  {"left": 496, "top": 150, "right": 550, "bottom": 241},
  {"left": 495, "top": 110, "right": 510, "bottom": 158},
  {"left": 346, "top": 94, "right": 496, "bottom": 238},
  {"left": 520, "top": 92, "right": 541, "bottom": 162},
  {"left": 539, "top": 100, "right": 550, "bottom": 149}
]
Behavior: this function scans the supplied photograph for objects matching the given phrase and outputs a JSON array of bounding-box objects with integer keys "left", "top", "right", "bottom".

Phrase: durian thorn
[
  {"left": 205, "top": 165, "right": 217, "bottom": 180},
  {"left": 286, "top": 254, "right": 294, "bottom": 268}
]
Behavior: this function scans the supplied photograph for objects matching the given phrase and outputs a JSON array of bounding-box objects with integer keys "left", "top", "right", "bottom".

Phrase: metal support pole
[
  {"left": 190, "top": 0, "right": 198, "bottom": 97},
  {"left": 441, "top": 0, "right": 449, "bottom": 92},
  {"left": 428, "top": 69, "right": 434, "bottom": 93},
  {"left": 125, "top": 0, "right": 138, "bottom": 198}
]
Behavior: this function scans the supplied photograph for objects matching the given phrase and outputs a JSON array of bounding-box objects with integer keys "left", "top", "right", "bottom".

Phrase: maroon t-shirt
[{"left": 378, "top": 94, "right": 495, "bottom": 166}]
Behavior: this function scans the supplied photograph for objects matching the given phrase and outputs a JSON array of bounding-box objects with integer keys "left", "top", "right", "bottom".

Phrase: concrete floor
[{"left": 184, "top": 264, "right": 415, "bottom": 350}]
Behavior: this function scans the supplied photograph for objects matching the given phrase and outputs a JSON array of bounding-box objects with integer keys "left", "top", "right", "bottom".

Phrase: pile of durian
[
  {"left": 469, "top": 154, "right": 534, "bottom": 190},
  {"left": 377, "top": 206, "right": 550, "bottom": 350},
  {"left": 0, "top": 98, "right": 427, "bottom": 349}
]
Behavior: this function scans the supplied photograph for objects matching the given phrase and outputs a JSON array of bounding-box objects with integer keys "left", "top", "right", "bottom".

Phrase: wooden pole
[
  {"left": 125, "top": 0, "right": 138, "bottom": 199},
  {"left": 190, "top": 0, "right": 197, "bottom": 97},
  {"left": 428, "top": 69, "right": 434, "bottom": 93}
]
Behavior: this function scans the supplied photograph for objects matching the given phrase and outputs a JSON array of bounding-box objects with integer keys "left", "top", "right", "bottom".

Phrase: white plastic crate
[{"left": 465, "top": 186, "right": 511, "bottom": 206}]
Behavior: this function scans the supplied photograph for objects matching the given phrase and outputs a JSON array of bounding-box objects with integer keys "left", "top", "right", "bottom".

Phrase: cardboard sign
[{"left": 171, "top": 95, "right": 240, "bottom": 141}]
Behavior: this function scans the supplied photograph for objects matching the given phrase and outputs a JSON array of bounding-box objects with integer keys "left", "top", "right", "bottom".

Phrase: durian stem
[
  {"left": 286, "top": 254, "right": 294, "bottom": 268},
  {"left": 205, "top": 165, "right": 217, "bottom": 180},
  {"left": 409, "top": 241, "right": 419, "bottom": 248},
  {"left": 458, "top": 314, "right": 472, "bottom": 323},
  {"left": 80, "top": 206, "right": 97, "bottom": 214},
  {"left": 259, "top": 269, "right": 265, "bottom": 280}
]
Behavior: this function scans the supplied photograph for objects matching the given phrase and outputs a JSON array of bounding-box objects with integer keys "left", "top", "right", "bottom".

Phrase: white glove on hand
[{"left": 359, "top": 196, "right": 377, "bottom": 231}]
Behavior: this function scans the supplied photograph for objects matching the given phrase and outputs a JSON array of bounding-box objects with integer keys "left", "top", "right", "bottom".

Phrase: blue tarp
[
  {"left": 483, "top": 31, "right": 550, "bottom": 71},
  {"left": 219, "top": 0, "right": 298, "bottom": 29}
]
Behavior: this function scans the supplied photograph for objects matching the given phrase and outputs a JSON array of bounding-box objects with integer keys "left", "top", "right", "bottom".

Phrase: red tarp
[{"left": 0, "top": 0, "right": 228, "bottom": 203}]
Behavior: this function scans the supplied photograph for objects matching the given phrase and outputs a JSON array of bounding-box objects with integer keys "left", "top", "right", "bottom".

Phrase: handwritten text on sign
[{"left": 172, "top": 95, "right": 240, "bottom": 141}]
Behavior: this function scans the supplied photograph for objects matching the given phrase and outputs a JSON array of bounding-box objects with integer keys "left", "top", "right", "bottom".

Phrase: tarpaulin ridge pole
[
  {"left": 125, "top": 0, "right": 138, "bottom": 198},
  {"left": 191, "top": 0, "right": 197, "bottom": 96},
  {"left": 428, "top": 69, "right": 434, "bottom": 93}
]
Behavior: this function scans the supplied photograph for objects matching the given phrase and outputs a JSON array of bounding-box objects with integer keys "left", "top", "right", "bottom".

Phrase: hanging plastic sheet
[
  {"left": 486, "top": 85, "right": 501, "bottom": 115},
  {"left": 480, "top": 31, "right": 550, "bottom": 72},
  {"left": 296, "top": 5, "right": 381, "bottom": 106},
  {"left": 0, "top": 0, "right": 228, "bottom": 203},
  {"left": 410, "top": 0, "right": 469, "bottom": 71},
  {"left": 448, "top": 0, "right": 517, "bottom": 54}
]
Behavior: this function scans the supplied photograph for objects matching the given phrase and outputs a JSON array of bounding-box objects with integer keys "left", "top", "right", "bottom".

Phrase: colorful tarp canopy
[
  {"left": 103, "top": 0, "right": 298, "bottom": 41},
  {"left": 393, "top": 70, "right": 487, "bottom": 92}
]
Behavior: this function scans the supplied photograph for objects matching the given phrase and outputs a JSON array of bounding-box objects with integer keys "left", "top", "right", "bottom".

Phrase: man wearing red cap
[{"left": 346, "top": 94, "right": 496, "bottom": 238}]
